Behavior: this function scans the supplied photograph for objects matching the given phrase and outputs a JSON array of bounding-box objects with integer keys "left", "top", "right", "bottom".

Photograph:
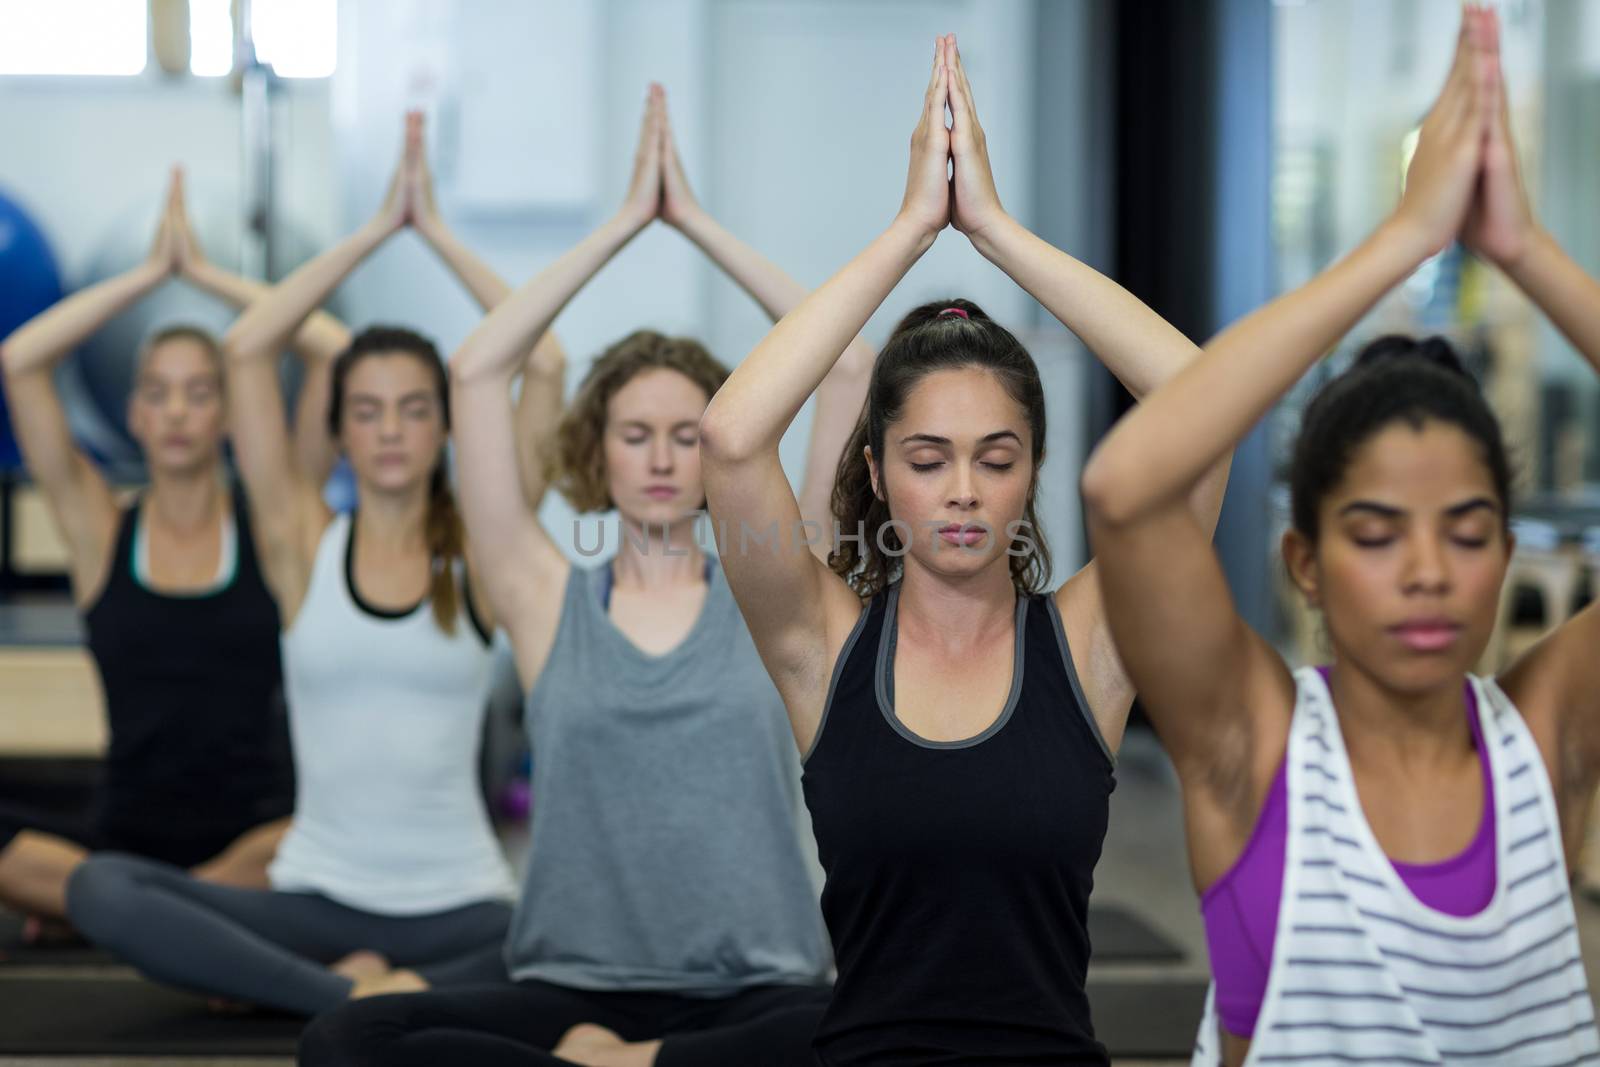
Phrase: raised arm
[
  {"left": 700, "top": 40, "right": 952, "bottom": 747},
  {"left": 1079, "top": 12, "right": 1491, "bottom": 869},
  {"left": 0, "top": 203, "right": 174, "bottom": 602},
  {"left": 932, "top": 35, "right": 1230, "bottom": 745},
  {"left": 1463, "top": 10, "right": 1600, "bottom": 371},
  {"left": 222, "top": 167, "right": 407, "bottom": 617},
  {"left": 657, "top": 92, "right": 872, "bottom": 545},
  {"left": 163, "top": 168, "right": 348, "bottom": 487},
  {"left": 450, "top": 87, "right": 662, "bottom": 687},
  {"left": 395, "top": 110, "right": 568, "bottom": 508},
  {"left": 1463, "top": 7, "right": 1600, "bottom": 819}
]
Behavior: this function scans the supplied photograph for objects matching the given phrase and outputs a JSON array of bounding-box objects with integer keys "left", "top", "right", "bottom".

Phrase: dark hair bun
[
  {"left": 888, "top": 298, "right": 991, "bottom": 338},
  {"left": 1352, "top": 334, "right": 1471, "bottom": 381}
]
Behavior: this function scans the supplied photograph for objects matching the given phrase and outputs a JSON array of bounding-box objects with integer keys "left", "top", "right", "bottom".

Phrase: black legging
[{"left": 298, "top": 979, "right": 831, "bottom": 1067}]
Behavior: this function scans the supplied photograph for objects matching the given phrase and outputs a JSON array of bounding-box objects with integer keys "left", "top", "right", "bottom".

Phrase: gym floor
[{"left": 5, "top": 726, "right": 1596, "bottom": 1065}]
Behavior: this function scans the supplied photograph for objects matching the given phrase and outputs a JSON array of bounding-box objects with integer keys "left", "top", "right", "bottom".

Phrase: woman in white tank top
[
  {"left": 1084, "top": 11, "right": 1600, "bottom": 1066},
  {"left": 64, "top": 114, "right": 563, "bottom": 1016}
]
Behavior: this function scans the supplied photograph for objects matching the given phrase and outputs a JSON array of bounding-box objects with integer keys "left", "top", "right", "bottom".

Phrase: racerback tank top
[
  {"left": 82, "top": 491, "right": 293, "bottom": 866},
  {"left": 802, "top": 584, "right": 1116, "bottom": 1066},
  {"left": 268, "top": 513, "right": 513, "bottom": 915}
]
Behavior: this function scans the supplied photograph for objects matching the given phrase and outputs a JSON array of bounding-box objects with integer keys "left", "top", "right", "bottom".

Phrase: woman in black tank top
[
  {"left": 701, "top": 36, "right": 1233, "bottom": 1063},
  {"left": 0, "top": 171, "right": 349, "bottom": 925}
]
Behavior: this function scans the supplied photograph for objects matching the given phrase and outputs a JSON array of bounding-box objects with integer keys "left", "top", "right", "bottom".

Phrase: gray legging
[{"left": 65, "top": 852, "right": 511, "bottom": 1016}]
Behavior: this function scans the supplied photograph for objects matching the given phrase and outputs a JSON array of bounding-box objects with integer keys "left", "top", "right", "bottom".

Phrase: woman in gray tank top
[{"left": 300, "top": 85, "right": 870, "bottom": 1067}]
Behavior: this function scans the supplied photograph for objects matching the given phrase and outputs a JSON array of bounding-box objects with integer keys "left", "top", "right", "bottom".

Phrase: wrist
[
  {"left": 134, "top": 259, "right": 171, "bottom": 289},
  {"left": 1375, "top": 215, "right": 1440, "bottom": 272},
  {"left": 413, "top": 214, "right": 450, "bottom": 247},
  {"left": 612, "top": 204, "right": 656, "bottom": 240},
  {"left": 358, "top": 215, "right": 400, "bottom": 246},
  {"left": 666, "top": 203, "right": 710, "bottom": 235},
  {"left": 1499, "top": 225, "right": 1552, "bottom": 281},
  {"left": 182, "top": 258, "right": 220, "bottom": 288},
  {"left": 966, "top": 211, "right": 1022, "bottom": 260},
  {"left": 888, "top": 213, "right": 941, "bottom": 256}
]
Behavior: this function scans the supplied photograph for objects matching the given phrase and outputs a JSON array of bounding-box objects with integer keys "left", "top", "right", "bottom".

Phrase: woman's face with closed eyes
[{"left": 1284, "top": 419, "right": 1512, "bottom": 696}]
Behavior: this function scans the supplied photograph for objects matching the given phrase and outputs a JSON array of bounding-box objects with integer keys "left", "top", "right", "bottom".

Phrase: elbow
[
  {"left": 220, "top": 325, "right": 264, "bottom": 366},
  {"left": 1079, "top": 447, "right": 1142, "bottom": 530},
  {"left": 697, "top": 402, "right": 759, "bottom": 469},
  {"left": 0, "top": 339, "right": 37, "bottom": 385},
  {"left": 449, "top": 338, "right": 518, "bottom": 391}
]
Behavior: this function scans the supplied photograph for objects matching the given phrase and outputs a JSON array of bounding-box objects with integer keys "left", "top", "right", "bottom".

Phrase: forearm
[
  {"left": 186, "top": 262, "right": 350, "bottom": 364},
  {"left": 452, "top": 211, "right": 644, "bottom": 387},
  {"left": 1, "top": 262, "right": 166, "bottom": 378},
  {"left": 224, "top": 220, "right": 388, "bottom": 362},
  {"left": 703, "top": 218, "right": 932, "bottom": 462},
  {"left": 971, "top": 215, "right": 1196, "bottom": 398},
  {"left": 514, "top": 357, "right": 564, "bottom": 509},
  {"left": 1083, "top": 218, "right": 1431, "bottom": 521},
  {"left": 415, "top": 220, "right": 511, "bottom": 311},
  {"left": 673, "top": 208, "right": 807, "bottom": 323},
  {"left": 1503, "top": 228, "right": 1600, "bottom": 374}
]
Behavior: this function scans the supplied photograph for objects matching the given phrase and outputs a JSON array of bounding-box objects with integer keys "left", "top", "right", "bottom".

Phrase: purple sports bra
[{"left": 1198, "top": 669, "right": 1496, "bottom": 1039}]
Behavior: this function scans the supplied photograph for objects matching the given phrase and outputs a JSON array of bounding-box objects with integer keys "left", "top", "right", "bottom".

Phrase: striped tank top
[{"left": 1192, "top": 666, "right": 1599, "bottom": 1067}]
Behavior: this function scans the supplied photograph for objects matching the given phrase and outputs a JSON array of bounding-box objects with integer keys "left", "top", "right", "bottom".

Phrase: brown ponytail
[
  {"left": 425, "top": 462, "right": 464, "bottom": 634},
  {"left": 330, "top": 325, "right": 466, "bottom": 634}
]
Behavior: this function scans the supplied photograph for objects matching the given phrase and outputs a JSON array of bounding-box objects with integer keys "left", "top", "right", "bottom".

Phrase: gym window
[
  {"left": 0, "top": 0, "right": 336, "bottom": 79},
  {"left": 190, "top": 0, "right": 338, "bottom": 79},
  {"left": 0, "top": 1, "right": 148, "bottom": 76}
]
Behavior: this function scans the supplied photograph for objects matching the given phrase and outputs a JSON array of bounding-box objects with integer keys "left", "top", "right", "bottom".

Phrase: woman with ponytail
[
  {"left": 699, "top": 35, "right": 1228, "bottom": 1065},
  {"left": 62, "top": 113, "right": 565, "bottom": 1015},
  {"left": 1082, "top": 10, "right": 1600, "bottom": 1063}
]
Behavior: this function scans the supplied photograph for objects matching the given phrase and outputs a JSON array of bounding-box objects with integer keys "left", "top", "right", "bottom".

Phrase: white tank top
[
  {"left": 1192, "top": 667, "right": 1599, "bottom": 1066},
  {"left": 268, "top": 513, "right": 514, "bottom": 915}
]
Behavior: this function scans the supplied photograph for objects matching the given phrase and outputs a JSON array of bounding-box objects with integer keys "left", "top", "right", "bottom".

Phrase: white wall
[
  {"left": 0, "top": 0, "right": 1100, "bottom": 576},
  {"left": 0, "top": 77, "right": 336, "bottom": 284}
]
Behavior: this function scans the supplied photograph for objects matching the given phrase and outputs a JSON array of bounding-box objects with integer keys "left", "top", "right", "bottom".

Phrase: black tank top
[
  {"left": 802, "top": 584, "right": 1116, "bottom": 1066},
  {"left": 81, "top": 491, "right": 293, "bottom": 866}
]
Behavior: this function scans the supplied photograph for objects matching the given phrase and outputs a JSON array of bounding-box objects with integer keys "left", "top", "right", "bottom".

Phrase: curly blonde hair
[{"left": 552, "top": 329, "right": 730, "bottom": 513}]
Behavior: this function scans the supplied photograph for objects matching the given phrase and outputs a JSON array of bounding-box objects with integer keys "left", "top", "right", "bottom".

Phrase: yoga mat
[
  {"left": 0, "top": 912, "right": 113, "bottom": 966},
  {"left": 1087, "top": 903, "right": 1187, "bottom": 962},
  {"left": 1089, "top": 975, "right": 1210, "bottom": 1056},
  {"left": 0, "top": 975, "right": 303, "bottom": 1055},
  {"left": 0, "top": 903, "right": 1184, "bottom": 969},
  {"left": 0, "top": 973, "right": 1207, "bottom": 1058}
]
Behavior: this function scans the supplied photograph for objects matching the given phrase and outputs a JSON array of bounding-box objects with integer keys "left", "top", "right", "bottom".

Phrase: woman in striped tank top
[{"left": 1083, "top": 8, "right": 1600, "bottom": 1066}]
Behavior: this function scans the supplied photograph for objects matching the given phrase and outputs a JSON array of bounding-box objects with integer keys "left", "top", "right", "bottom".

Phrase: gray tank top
[{"left": 505, "top": 558, "right": 830, "bottom": 994}]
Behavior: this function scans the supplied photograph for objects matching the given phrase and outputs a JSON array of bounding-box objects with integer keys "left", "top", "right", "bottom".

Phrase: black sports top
[
  {"left": 802, "top": 584, "right": 1116, "bottom": 1066},
  {"left": 81, "top": 492, "right": 293, "bottom": 865}
]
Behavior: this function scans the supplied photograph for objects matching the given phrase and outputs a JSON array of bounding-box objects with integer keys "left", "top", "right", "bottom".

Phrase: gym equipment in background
[{"left": 0, "top": 189, "right": 65, "bottom": 470}]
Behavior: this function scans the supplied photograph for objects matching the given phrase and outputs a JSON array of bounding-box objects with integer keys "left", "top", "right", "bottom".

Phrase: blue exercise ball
[{"left": 0, "top": 189, "right": 65, "bottom": 469}]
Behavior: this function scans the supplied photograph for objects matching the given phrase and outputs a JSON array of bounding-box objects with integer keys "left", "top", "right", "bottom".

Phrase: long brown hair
[
  {"left": 328, "top": 326, "right": 464, "bottom": 634},
  {"left": 830, "top": 298, "right": 1052, "bottom": 598}
]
